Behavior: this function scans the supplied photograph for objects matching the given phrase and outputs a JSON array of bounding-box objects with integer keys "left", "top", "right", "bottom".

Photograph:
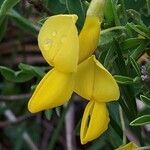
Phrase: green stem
[
  {"left": 146, "top": 0, "right": 150, "bottom": 15},
  {"left": 120, "top": 0, "right": 128, "bottom": 24},
  {"left": 138, "top": 146, "right": 150, "bottom": 150},
  {"left": 101, "top": 26, "right": 126, "bottom": 35},
  {"left": 110, "top": 0, "right": 120, "bottom": 25},
  {"left": 119, "top": 106, "right": 126, "bottom": 145},
  {"left": 47, "top": 104, "right": 69, "bottom": 150}
]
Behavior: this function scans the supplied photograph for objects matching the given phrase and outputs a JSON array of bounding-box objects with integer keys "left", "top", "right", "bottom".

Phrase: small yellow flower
[
  {"left": 115, "top": 142, "right": 138, "bottom": 150},
  {"left": 28, "top": 14, "right": 102, "bottom": 113},
  {"left": 28, "top": 0, "right": 120, "bottom": 144}
]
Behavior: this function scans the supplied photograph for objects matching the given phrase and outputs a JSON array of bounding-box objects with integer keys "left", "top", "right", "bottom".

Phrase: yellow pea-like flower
[
  {"left": 28, "top": 14, "right": 101, "bottom": 113},
  {"left": 28, "top": 0, "right": 120, "bottom": 144},
  {"left": 115, "top": 142, "right": 138, "bottom": 150}
]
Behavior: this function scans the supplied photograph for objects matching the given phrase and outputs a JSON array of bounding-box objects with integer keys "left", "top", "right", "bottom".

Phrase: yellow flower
[
  {"left": 115, "top": 142, "right": 138, "bottom": 150},
  {"left": 28, "top": 14, "right": 102, "bottom": 113},
  {"left": 28, "top": 2, "right": 120, "bottom": 144}
]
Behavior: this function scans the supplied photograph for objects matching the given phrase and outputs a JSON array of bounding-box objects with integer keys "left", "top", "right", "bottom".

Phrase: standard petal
[
  {"left": 74, "top": 55, "right": 120, "bottom": 102},
  {"left": 38, "top": 15, "right": 79, "bottom": 73},
  {"left": 80, "top": 101, "right": 109, "bottom": 144},
  {"left": 79, "top": 16, "right": 100, "bottom": 63},
  {"left": 28, "top": 69, "right": 74, "bottom": 113}
]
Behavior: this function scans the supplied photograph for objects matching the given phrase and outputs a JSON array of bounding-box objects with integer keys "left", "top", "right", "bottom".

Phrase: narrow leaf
[
  {"left": 130, "top": 56, "right": 141, "bottom": 76},
  {"left": 15, "top": 71, "right": 34, "bottom": 82},
  {"left": 0, "top": 17, "right": 8, "bottom": 41},
  {"left": 104, "top": 44, "right": 115, "bottom": 68},
  {"left": 0, "top": 66, "right": 15, "bottom": 81},
  {"left": 126, "top": 23, "right": 150, "bottom": 39},
  {"left": 66, "top": 0, "right": 86, "bottom": 28},
  {"left": 114, "top": 75, "right": 134, "bottom": 84},
  {"left": 19, "top": 63, "right": 45, "bottom": 77},
  {"left": 130, "top": 115, "right": 150, "bottom": 126},
  {"left": 140, "top": 95, "right": 150, "bottom": 107},
  {"left": 7, "top": 10, "right": 39, "bottom": 35},
  {"left": 131, "top": 41, "right": 149, "bottom": 60},
  {"left": 0, "top": 0, "right": 20, "bottom": 25}
]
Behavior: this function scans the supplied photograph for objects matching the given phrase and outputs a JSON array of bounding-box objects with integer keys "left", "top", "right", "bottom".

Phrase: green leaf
[
  {"left": 104, "top": 44, "right": 116, "bottom": 68},
  {"left": 0, "top": 16, "right": 8, "bottom": 41},
  {"left": 127, "top": 9, "right": 144, "bottom": 25},
  {"left": 0, "top": 0, "right": 19, "bottom": 15},
  {"left": 130, "top": 41, "right": 149, "bottom": 60},
  {"left": 110, "top": 0, "right": 120, "bottom": 26},
  {"left": 15, "top": 70, "right": 34, "bottom": 82},
  {"left": 7, "top": 10, "right": 39, "bottom": 35},
  {"left": 122, "top": 38, "right": 145, "bottom": 50},
  {"left": 66, "top": 0, "right": 86, "bottom": 28},
  {"left": 0, "top": 64, "right": 44, "bottom": 83},
  {"left": 99, "top": 31, "right": 119, "bottom": 47},
  {"left": 140, "top": 95, "right": 150, "bottom": 107},
  {"left": 0, "top": 66, "right": 16, "bottom": 81},
  {"left": 126, "top": 23, "right": 150, "bottom": 39},
  {"left": 146, "top": 0, "right": 150, "bottom": 15},
  {"left": 19, "top": 63, "right": 45, "bottom": 77},
  {"left": 37, "top": 17, "right": 48, "bottom": 25},
  {"left": 130, "top": 56, "right": 141, "bottom": 76},
  {"left": 104, "top": 0, "right": 114, "bottom": 23},
  {"left": 47, "top": 0, "right": 66, "bottom": 14},
  {"left": 114, "top": 75, "right": 134, "bottom": 84},
  {"left": 0, "top": 0, "right": 20, "bottom": 25},
  {"left": 44, "top": 109, "right": 53, "bottom": 120},
  {"left": 130, "top": 115, "right": 150, "bottom": 126}
]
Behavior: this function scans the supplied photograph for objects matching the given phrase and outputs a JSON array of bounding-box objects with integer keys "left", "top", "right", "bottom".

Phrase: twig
[
  {"left": 0, "top": 112, "right": 34, "bottom": 127},
  {"left": 0, "top": 93, "right": 31, "bottom": 101},
  {"left": 40, "top": 121, "right": 52, "bottom": 150},
  {"left": 65, "top": 103, "right": 76, "bottom": 150}
]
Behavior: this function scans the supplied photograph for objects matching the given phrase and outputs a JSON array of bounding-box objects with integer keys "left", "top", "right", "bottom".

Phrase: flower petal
[
  {"left": 79, "top": 16, "right": 100, "bottom": 63},
  {"left": 80, "top": 101, "right": 109, "bottom": 144},
  {"left": 38, "top": 15, "right": 79, "bottom": 73},
  {"left": 115, "top": 142, "right": 138, "bottom": 150},
  {"left": 74, "top": 55, "right": 120, "bottom": 102},
  {"left": 28, "top": 69, "right": 74, "bottom": 113}
]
